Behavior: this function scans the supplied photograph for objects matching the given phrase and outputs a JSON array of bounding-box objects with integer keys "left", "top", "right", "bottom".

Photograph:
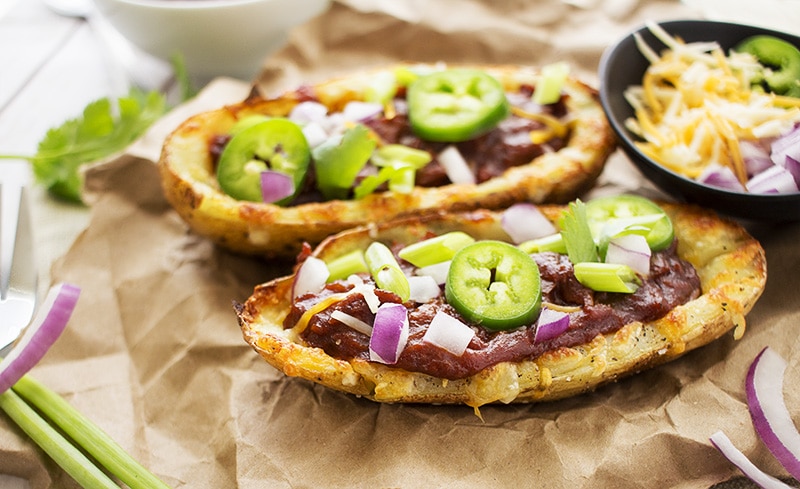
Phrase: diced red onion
[
  {"left": 605, "top": 234, "right": 651, "bottom": 277},
  {"left": 746, "top": 165, "right": 799, "bottom": 194},
  {"left": 368, "top": 303, "right": 409, "bottom": 364},
  {"left": 0, "top": 283, "right": 81, "bottom": 394},
  {"left": 292, "top": 256, "right": 330, "bottom": 300},
  {"left": 437, "top": 145, "right": 476, "bottom": 185},
  {"left": 414, "top": 260, "right": 451, "bottom": 286},
  {"left": 288, "top": 101, "right": 328, "bottom": 125},
  {"left": 408, "top": 275, "right": 441, "bottom": 303},
  {"left": 260, "top": 170, "right": 295, "bottom": 203},
  {"left": 330, "top": 310, "right": 373, "bottom": 336},
  {"left": 343, "top": 101, "right": 384, "bottom": 122},
  {"left": 501, "top": 203, "right": 558, "bottom": 244},
  {"left": 784, "top": 156, "right": 800, "bottom": 187},
  {"left": 421, "top": 311, "right": 475, "bottom": 357},
  {"left": 746, "top": 347, "right": 800, "bottom": 481},
  {"left": 709, "top": 431, "right": 793, "bottom": 489},
  {"left": 740, "top": 140, "right": 774, "bottom": 177},
  {"left": 770, "top": 124, "right": 800, "bottom": 167},
  {"left": 698, "top": 164, "right": 746, "bottom": 192},
  {"left": 533, "top": 307, "right": 570, "bottom": 343}
]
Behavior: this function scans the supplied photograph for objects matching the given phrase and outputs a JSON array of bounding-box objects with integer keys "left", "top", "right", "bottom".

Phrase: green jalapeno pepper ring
[
  {"left": 407, "top": 69, "right": 510, "bottom": 143},
  {"left": 735, "top": 35, "right": 800, "bottom": 97},
  {"left": 217, "top": 118, "right": 310, "bottom": 204},
  {"left": 445, "top": 240, "right": 542, "bottom": 331}
]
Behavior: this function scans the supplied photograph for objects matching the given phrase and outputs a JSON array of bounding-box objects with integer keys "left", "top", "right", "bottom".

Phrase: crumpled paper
[{"left": 2, "top": 1, "right": 799, "bottom": 488}]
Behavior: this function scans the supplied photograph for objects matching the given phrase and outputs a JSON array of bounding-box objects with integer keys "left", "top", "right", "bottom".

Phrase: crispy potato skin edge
[
  {"left": 237, "top": 204, "right": 767, "bottom": 408},
  {"left": 157, "top": 63, "right": 616, "bottom": 257}
]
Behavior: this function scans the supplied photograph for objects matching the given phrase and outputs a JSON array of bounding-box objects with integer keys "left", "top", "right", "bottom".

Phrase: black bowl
[{"left": 599, "top": 19, "right": 800, "bottom": 222}]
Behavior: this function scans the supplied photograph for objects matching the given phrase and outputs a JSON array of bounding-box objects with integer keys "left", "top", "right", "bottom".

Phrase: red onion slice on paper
[
  {"left": 746, "top": 347, "right": 800, "bottom": 481},
  {"left": 368, "top": 303, "right": 409, "bottom": 364},
  {"left": 501, "top": 203, "right": 558, "bottom": 244},
  {"left": 709, "top": 431, "right": 793, "bottom": 489},
  {"left": 0, "top": 283, "right": 81, "bottom": 394}
]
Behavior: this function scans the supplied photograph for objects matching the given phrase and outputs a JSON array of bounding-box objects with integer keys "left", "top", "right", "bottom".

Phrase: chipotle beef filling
[
  {"left": 286, "top": 241, "right": 701, "bottom": 380},
  {"left": 208, "top": 87, "right": 568, "bottom": 201}
]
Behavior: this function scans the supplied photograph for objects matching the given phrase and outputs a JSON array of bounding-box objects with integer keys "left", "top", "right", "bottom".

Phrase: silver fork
[{"left": 0, "top": 183, "right": 38, "bottom": 357}]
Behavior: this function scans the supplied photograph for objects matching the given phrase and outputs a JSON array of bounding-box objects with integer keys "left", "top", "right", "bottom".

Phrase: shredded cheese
[{"left": 625, "top": 25, "right": 800, "bottom": 186}]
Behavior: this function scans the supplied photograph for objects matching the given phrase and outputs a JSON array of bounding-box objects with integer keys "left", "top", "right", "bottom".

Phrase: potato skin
[
  {"left": 237, "top": 204, "right": 767, "bottom": 408},
  {"left": 157, "top": 63, "right": 616, "bottom": 257}
]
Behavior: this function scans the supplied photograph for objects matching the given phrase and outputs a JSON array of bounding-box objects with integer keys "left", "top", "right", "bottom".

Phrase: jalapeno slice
[
  {"left": 585, "top": 195, "right": 674, "bottom": 252},
  {"left": 407, "top": 69, "right": 509, "bottom": 142},
  {"left": 217, "top": 118, "right": 311, "bottom": 204},
  {"left": 445, "top": 240, "right": 542, "bottom": 331}
]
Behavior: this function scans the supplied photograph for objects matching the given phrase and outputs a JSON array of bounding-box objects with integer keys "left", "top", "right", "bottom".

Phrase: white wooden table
[{"left": 0, "top": 0, "right": 176, "bottom": 293}]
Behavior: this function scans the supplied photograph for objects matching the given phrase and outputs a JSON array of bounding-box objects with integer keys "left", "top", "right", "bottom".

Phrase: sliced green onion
[
  {"left": 573, "top": 262, "right": 641, "bottom": 293},
  {"left": 398, "top": 231, "right": 475, "bottom": 267},
  {"left": 12, "top": 375, "right": 172, "bottom": 489},
  {"left": 364, "top": 71, "right": 399, "bottom": 105},
  {"left": 371, "top": 144, "right": 432, "bottom": 169},
  {"left": 559, "top": 200, "right": 599, "bottom": 264},
  {"left": 365, "top": 242, "right": 410, "bottom": 302},
  {"left": 518, "top": 233, "right": 566, "bottom": 254},
  {"left": 0, "top": 388, "right": 119, "bottom": 489},
  {"left": 388, "top": 166, "right": 416, "bottom": 194},
  {"left": 313, "top": 124, "right": 376, "bottom": 200},
  {"left": 533, "top": 62, "right": 570, "bottom": 105},
  {"left": 326, "top": 249, "right": 369, "bottom": 282}
]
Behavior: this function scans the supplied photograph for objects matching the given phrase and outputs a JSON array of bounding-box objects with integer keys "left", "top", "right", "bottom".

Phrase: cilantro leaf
[
  {"left": 558, "top": 199, "right": 599, "bottom": 264},
  {"left": 29, "top": 88, "right": 167, "bottom": 203}
]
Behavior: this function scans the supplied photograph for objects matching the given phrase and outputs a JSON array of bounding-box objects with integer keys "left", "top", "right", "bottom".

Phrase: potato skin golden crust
[
  {"left": 157, "top": 63, "right": 616, "bottom": 257},
  {"left": 237, "top": 204, "right": 766, "bottom": 408}
]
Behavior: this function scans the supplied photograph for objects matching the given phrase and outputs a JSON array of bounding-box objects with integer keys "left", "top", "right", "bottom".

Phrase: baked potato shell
[
  {"left": 236, "top": 203, "right": 767, "bottom": 408},
  {"left": 158, "top": 63, "right": 616, "bottom": 257}
]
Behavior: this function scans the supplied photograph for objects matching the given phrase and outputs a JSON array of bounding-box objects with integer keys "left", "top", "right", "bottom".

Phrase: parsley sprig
[{"left": 1, "top": 57, "right": 194, "bottom": 204}]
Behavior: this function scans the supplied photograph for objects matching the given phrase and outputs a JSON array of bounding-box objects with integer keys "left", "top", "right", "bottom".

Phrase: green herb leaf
[
  {"left": 28, "top": 88, "right": 168, "bottom": 202},
  {"left": 558, "top": 199, "right": 599, "bottom": 264}
]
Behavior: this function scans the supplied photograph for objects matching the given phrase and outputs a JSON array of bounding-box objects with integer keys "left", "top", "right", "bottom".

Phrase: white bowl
[{"left": 92, "top": 0, "right": 330, "bottom": 82}]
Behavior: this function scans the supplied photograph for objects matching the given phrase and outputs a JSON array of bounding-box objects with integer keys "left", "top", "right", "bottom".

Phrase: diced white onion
[
  {"left": 415, "top": 260, "right": 451, "bottom": 286},
  {"left": 292, "top": 256, "right": 330, "bottom": 300},
  {"left": 330, "top": 310, "right": 373, "bottom": 336},
  {"left": 288, "top": 101, "right": 328, "bottom": 124},
  {"left": 408, "top": 275, "right": 441, "bottom": 303},
  {"left": 501, "top": 203, "right": 557, "bottom": 244},
  {"left": 347, "top": 275, "right": 380, "bottom": 313},
  {"left": 301, "top": 121, "right": 329, "bottom": 148},
  {"left": 343, "top": 101, "right": 384, "bottom": 122},
  {"left": 368, "top": 303, "right": 409, "bottom": 364},
  {"left": 437, "top": 145, "right": 476, "bottom": 185},
  {"left": 421, "top": 311, "right": 475, "bottom": 357},
  {"left": 605, "top": 234, "right": 651, "bottom": 277}
]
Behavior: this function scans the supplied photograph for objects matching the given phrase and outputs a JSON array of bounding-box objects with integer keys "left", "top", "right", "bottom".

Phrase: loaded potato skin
[
  {"left": 157, "top": 63, "right": 616, "bottom": 257},
  {"left": 237, "top": 203, "right": 766, "bottom": 409}
]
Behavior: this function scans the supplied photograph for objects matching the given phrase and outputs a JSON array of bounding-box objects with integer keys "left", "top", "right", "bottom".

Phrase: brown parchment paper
[{"left": 3, "top": 1, "right": 800, "bottom": 488}]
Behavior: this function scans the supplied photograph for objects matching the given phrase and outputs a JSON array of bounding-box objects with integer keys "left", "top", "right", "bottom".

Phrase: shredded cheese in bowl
[{"left": 623, "top": 22, "right": 800, "bottom": 188}]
